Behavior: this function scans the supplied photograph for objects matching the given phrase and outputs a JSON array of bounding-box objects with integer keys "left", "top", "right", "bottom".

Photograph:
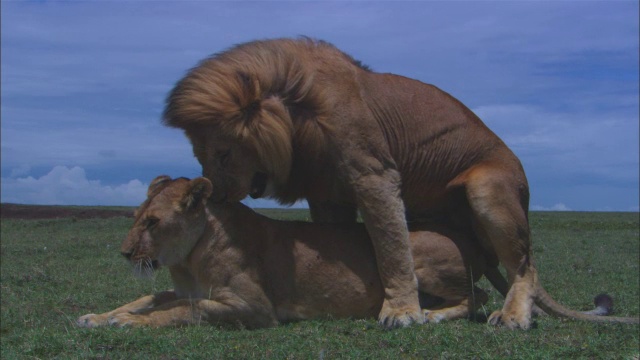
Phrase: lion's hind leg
[
  {"left": 484, "top": 265, "right": 546, "bottom": 317},
  {"left": 453, "top": 161, "right": 536, "bottom": 329},
  {"left": 422, "top": 287, "right": 489, "bottom": 323}
]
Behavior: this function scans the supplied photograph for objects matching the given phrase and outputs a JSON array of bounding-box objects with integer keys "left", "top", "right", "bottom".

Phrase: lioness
[
  {"left": 77, "top": 176, "right": 638, "bottom": 328},
  {"left": 163, "top": 37, "right": 538, "bottom": 328}
]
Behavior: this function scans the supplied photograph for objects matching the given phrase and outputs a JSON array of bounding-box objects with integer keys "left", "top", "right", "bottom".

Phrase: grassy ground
[{"left": 1, "top": 210, "right": 638, "bottom": 359}]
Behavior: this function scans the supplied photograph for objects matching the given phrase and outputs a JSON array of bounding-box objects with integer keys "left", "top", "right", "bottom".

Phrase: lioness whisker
[
  {"left": 131, "top": 259, "right": 154, "bottom": 279},
  {"left": 145, "top": 259, "right": 154, "bottom": 279}
]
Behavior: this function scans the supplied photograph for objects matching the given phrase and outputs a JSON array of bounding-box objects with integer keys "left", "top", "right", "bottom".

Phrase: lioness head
[{"left": 120, "top": 176, "right": 212, "bottom": 277}]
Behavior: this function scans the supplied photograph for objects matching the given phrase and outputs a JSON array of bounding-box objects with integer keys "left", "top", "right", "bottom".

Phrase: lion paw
[
  {"left": 488, "top": 310, "right": 532, "bottom": 330},
  {"left": 378, "top": 306, "right": 425, "bottom": 329},
  {"left": 423, "top": 310, "right": 446, "bottom": 324},
  {"left": 76, "top": 314, "right": 108, "bottom": 328}
]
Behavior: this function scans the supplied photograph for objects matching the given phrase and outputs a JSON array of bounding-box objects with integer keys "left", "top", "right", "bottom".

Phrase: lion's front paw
[
  {"left": 378, "top": 305, "right": 425, "bottom": 329},
  {"left": 108, "top": 312, "right": 148, "bottom": 327},
  {"left": 77, "top": 314, "right": 108, "bottom": 328},
  {"left": 488, "top": 310, "right": 532, "bottom": 330}
]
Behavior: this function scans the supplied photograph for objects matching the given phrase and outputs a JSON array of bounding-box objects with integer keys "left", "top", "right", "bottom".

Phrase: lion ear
[
  {"left": 182, "top": 177, "right": 213, "bottom": 210},
  {"left": 148, "top": 175, "right": 172, "bottom": 197}
]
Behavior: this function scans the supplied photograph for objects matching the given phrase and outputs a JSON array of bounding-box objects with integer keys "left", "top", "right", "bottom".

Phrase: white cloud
[
  {"left": 473, "top": 104, "right": 639, "bottom": 185},
  {"left": 242, "top": 197, "right": 308, "bottom": 210},
  {"left": 1, "top": 166, "right": 147, "bottom": 206},
  {"left": 531, "top": 203, "right": 572, "bottom": 212},
  {"left": 0, "top": 166, "right": 308, "bottom": 208}
]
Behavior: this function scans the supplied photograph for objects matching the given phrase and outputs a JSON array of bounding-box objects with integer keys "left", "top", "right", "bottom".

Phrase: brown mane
[{"left": 163, "top": 38, "right": 364, "bottom": 187}]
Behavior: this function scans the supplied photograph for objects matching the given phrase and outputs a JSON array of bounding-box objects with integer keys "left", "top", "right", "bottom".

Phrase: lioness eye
[{"left": 143, "top": 217, "right": 159, "bottom": 229}]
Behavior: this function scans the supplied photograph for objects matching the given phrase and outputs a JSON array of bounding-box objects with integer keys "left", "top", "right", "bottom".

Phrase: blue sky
[{"left": 1, "top": 1, "right": 638, "bottom": 211}]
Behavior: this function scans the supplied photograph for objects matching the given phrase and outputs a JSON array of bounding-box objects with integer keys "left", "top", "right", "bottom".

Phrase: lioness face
[
  {"left": 120, "top": 177, "right": 212, "bottom": 277},
  {"left": 186, "top": 129, "right": 268, "bottom": 202}
]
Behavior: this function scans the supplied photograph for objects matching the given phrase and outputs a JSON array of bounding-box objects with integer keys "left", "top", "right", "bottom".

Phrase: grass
[{"left": 1, "top": 210, "right": 638, "bottom": 359}]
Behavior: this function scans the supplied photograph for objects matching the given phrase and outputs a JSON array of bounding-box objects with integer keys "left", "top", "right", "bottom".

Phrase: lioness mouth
[
  {"left": 250, "top": 172, "right": 268, "bottom": 199},
  {"left": 132, "top": 259, "right": 160, "bottom": 279}
]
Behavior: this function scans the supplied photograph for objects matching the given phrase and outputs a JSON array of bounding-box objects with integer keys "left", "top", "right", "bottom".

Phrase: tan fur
[
  {"left": 76, "top": 177, "right": 495, "bottom": 328},
  {"left": 77, "top": 177, "right": 637, "bottom": 329},
  {"left": 161, "top": 38, "right": 626, "bottom": 329}
]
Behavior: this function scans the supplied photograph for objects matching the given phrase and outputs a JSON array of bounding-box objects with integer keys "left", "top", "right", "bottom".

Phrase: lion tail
[
  {"left": 534, "top": 285, "right": 639, "bottom": 324},
  {"left": 581, "top": 293, "right": 614, "bottom": 316},
  {"left": 484, "top": 267, "right": 623, "bottom": 319}
]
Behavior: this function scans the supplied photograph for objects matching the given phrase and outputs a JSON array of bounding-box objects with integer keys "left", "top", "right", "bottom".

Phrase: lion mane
[{"left": 163, "top": 38, "right": 347, "bottom": 191}]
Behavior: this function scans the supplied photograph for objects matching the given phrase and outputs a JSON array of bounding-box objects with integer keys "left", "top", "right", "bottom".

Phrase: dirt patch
[{"left": 0, "top": 203, "right": 134, "bottom": 220}]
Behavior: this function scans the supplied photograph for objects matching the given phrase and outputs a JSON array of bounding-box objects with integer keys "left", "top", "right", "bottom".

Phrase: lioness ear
[
  {"left": 148, "top": 175, "right": 172, "bottom": 197},
  {"left": 182, "top": 177, "right": 213, "bottom": 210}
]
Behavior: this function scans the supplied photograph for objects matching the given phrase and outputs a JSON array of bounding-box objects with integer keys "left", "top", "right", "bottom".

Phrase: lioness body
[
  {"left": 78, "top": 177, "right": 638, "bottom": 329},
  {"left": 191, "top": 206, "right": 487, "bottom": 324},
  {"left": 163, "top": 38, "right": 534, "bottom": 328},
  {"left": 77, "top": 177, "right": 493, "bottom": 328}
]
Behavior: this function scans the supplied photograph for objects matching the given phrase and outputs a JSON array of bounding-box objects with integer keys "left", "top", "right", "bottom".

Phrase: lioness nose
[{"left": 121, "top": 251, "right": 132, "bottom": 260}]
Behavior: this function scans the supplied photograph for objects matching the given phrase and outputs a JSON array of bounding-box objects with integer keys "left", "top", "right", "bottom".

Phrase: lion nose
[{"left": 121, "top": 251, "right": 133, "bottom": 260}]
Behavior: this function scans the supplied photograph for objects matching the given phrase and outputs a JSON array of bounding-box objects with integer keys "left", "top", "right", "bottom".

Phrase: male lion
[
  {"left": 162, "top": 38, "right": 567, "bottom": 328},
  {"left": 76, "top": 177, "right": 637, "bottom": 329}
]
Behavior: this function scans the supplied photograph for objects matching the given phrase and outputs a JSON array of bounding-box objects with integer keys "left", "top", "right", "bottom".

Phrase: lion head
[
  {"left": 163, "top": 38, "right": 338, "bottom": 204},
  {"left": 183, "top": 128, "right": 275, "bottom": 202},
  {"left": 120, "top": 176, "right": 212, "bottom": 277}
]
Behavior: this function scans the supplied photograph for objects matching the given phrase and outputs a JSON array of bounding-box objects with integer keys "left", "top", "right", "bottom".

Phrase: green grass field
[{"left": 1, "top": 209, "right": 638, "bottom": 359}]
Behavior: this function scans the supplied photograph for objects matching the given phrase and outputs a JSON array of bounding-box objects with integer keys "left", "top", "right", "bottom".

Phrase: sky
[{"left": 1, "top": 1, "right": 638, "bottom": 212}]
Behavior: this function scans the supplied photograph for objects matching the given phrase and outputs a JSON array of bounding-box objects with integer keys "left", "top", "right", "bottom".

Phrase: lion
[
  {"left": 76, "top": 176, "right": 638, "bottom": 329},
  {"left": 161, "top": 37, "right": 544, "bottom": 329}
]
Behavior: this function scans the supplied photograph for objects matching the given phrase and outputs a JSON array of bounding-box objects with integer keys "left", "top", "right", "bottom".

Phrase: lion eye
[
  {"left": 219, "top": 149, "right": 231, "bottom": 167},
  {"left": 143, "top": 217, "right": 159, "bottom": 230}
]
